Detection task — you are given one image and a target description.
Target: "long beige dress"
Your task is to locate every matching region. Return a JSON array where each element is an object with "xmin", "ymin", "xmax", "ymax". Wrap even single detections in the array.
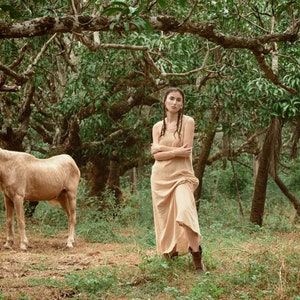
[{"xmin": 151, "ymin": 115, "xmax": 201, "ymax": 255}]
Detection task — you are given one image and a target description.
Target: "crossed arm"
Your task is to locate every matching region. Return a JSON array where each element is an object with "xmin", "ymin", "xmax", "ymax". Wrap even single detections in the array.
[{"xmin": 151, "ymin": 117, "xmax": 195, "ymax": 161}]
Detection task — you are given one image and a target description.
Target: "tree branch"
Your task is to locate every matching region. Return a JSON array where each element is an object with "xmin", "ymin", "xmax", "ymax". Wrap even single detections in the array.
[
  {"xmin": 0, "ymin": 14, "xmax": 299, "ymax": 94},
  {"xmin": 252, "ymin": 50, "xmax": 298, "ymax": 95},
  {"xmin": 0, "ymin": 15, "xmax": 298, "ymax": 48}
]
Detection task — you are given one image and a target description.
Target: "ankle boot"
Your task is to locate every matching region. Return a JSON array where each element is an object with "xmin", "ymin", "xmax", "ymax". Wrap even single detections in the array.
[{"xmin": 189, "ymin": 246, "xmax": 206, "ymax": 272}]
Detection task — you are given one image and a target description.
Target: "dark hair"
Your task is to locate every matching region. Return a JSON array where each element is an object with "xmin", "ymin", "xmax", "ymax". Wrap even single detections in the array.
[{"xmin": 160, "ymin": 87, "xmax": 184, "ymax": 138}]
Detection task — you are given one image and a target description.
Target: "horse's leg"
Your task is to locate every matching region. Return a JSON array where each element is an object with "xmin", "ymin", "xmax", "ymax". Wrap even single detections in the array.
[
  {"xmin": 14, "ymin": 196, "xmax": 28, "ymax": 251},
  {"xmin": 58, "ymin": 191, "xmax": 77, "ymax": 248},
  {"xmin": 65, "ymin": 191, "xmax": 77, "ymax": 248},
  {"xmin": 3, "ymin": 196, "xmax": 15, "ymax": 249}
]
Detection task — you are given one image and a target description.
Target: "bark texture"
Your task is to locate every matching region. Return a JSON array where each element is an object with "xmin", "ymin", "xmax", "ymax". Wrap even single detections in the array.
[{"xmin": 250, "ymin": 117, "xmax": 281, "ymax": 226}]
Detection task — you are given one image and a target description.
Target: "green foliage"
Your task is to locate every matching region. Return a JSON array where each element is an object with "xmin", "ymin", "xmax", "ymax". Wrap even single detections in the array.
[
  {"xmin": 0, "ymin": 174, "xmax": 299, "ymax": 299},
  {"xmin": 284, "ymin": 157, "xmax": 300, "ymax": 188},
  {"xmin": 1, "ymin": 0, "xmax": 299, "ymax": 203},
  {"xmin": 0, "ymin": 0, "xmax": 65, "ymax": 20},
  {"xmin": 76, "ymin": 186, "xmax": 128, "ymax": 243},
  {"xmin": 65, "ymin": 268, "xmax": 116, "ymax": 296},
  {"xmin": 189, "ymin": 279, "xmax": 225, "ymax": 299},
  {"xmin": 32, "ymin": 202, "xmax": 68, "ymax": 237},
  {"xmin": 0, "ymin": 3, "xmax": 22, "ymax": 19},
  {"xmin": 1, "ymin": 1, "xmax": 300, "ymax": 297},
  {"xmin": 201, "ymin": 159, "xmax": 253, "ymax": 202},
  {"xmin": 28, "ymin": 277, "xmax": 63, "ymax": 288},
  {"xmin": 271, "ymin": 94, "xmax": 300, "ymax": 119},
  {"xmin": 121, "ymin": 176, "xmax": 154, "ymax": 225},
  {"xmin": 101, "ymin": 1, "xmax": 151, "ymax": 31},
  {"xmin": 60, "ymin": 192, "xmax": 300, "ymax": 298},
  {"xmin": 137, "ymin": 255, "xmax": 189, "ymax": 296}
]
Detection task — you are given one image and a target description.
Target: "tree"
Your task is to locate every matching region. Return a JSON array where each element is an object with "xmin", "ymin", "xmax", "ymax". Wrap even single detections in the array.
[{"xmin": 0, "ymin": 0, "xmax": 299, "ymax": 222}]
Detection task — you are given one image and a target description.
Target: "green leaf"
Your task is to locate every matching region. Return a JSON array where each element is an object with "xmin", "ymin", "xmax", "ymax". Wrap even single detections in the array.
[
  {"xmin": 157, "ymin": 0, "xmax": 167, "ymax": 9},
  {"xmin": 108, "ymin": 1, "xmax": 129, "ymax": 9},
  {"xmin": 0, "ymin": 4, "xmax": 22, "ymax": 18},
  {"xmin": 176, "ymin": 0, "xmax": 187, "ymax": 6},
  {"xmin": 128, "ymin": 6, "xmax": 138, "ymax": 16},
  {"xmin": 132, "ymin": 17, "xmax": 152, "ymax": 31},
  {"xmin": 101, "ymin": 7, "xmax": 125, "ymax": 17},
  {"xmin": 109, "ymin": 22, "xmax": 116, "ymax": 30},
  {"xmin": 124, "ymin": 22, "xmax": 130, "ymax": 31}
]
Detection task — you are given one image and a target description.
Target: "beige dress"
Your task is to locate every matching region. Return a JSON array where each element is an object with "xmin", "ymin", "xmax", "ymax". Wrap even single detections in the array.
[{"xmin": 151, "ymin": 115, "xmax": 201, "ymax": 255}]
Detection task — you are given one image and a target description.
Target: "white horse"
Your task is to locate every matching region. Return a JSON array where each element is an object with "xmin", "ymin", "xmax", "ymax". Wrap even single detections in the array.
[{"xmin": 0, "ymin": 148, "xmax": 80, "ymax": 250}]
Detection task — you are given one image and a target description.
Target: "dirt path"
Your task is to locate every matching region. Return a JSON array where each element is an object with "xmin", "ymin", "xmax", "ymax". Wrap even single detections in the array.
[{"xmin": 0, "ymin": 230, "xmax": 152, "ymax": 299}]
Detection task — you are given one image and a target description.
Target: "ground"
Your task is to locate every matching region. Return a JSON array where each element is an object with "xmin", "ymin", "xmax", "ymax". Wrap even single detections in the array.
[
  {"xmin": 1, "ymin": 217, "xmax": 299, "ymax": 299},
  {"xmin": 0, "ymin": 228, "xmax": 151, "ymax": 300}
]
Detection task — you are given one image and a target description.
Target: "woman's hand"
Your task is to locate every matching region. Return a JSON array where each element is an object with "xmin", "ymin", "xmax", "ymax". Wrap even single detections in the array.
[
  {"xmin": 173, "ymin": 144, "xmax": 193, "ymax": 157},
  {"xmin": 151, "ymin": 143, "xmax": 161, "ymax": 155},
  {"xmin": 151, "ymin": 143, "xmax": 192, "ymax": 160}
]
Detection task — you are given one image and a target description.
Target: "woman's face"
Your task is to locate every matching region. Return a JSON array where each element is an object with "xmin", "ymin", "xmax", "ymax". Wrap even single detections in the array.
[{"xmin": 164, "ymin": 91, "xmax": 183, "ymax": 113}]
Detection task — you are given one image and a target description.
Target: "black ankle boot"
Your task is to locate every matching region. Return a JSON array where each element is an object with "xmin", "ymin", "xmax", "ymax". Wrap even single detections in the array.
[{"xmin": 189, "ymin": 246, "xmax": 206, "ymax": 272}]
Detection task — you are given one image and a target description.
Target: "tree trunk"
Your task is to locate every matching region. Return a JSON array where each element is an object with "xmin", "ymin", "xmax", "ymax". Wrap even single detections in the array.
[
  {"xmin": 194, "ymin": 108, "xmax": 219, "ymax": 209},
  {"xmin": 272, "ymin": 174, "xmax": 300, "ymax": 216},
  {"xmin": 230, "ymin": 158, "xmax": 244, "ymax": 217},
  {"xmin": 194, "ymin": 131, "xmax": 216, "ymax": 207},
  {"xmin": 250, "ymin": 117, "xmax": 280, "ymax": 226},
  {"xmin": 86, "ymin": 156, "xmax": 109, "ymax": 196},
  {"xmin": 106, "ymin": 158, "xmax": 122, "ymax": 204},
  {"xmin": 129, "ymin": 167, "xmax": 137, "ymax": 194},
  {"xmin": 290, "ymin": 121, "xmax": 300, "ymax": 159}
]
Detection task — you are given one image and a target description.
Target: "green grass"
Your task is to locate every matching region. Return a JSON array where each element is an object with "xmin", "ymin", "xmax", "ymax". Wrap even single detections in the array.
[{"xmin": 0, "ymin": 177, "xmax": 299, "ymax": 299}]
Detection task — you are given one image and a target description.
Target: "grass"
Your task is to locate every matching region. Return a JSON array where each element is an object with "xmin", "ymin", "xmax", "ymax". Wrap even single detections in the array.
[
  {"xmin": 0, "ymin": 177, "xmax": 299, "ymax": 299},
  {"xmin": 40, "ymin": 228, "xmax": 299, "ymax": 300}
]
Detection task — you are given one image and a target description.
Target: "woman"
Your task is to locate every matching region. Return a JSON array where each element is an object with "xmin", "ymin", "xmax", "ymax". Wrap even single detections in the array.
[{"xmin": 151, "ymin": 87, "xmax": 205, "ymax": 272}]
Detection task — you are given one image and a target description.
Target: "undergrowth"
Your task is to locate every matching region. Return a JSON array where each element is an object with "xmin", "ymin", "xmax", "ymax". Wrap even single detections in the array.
[{"xmin": 0, "ymin": 171, "xmax": 299, "ymax": 299}]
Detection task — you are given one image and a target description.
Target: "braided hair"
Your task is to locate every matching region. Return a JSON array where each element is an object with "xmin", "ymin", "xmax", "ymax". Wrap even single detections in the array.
[{"xmin": 160, "ymin": 87, "xmax": 184, "ymax": 139}]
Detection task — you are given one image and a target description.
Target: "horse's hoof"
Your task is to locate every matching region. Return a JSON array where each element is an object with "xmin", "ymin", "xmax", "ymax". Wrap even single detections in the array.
[
  {"xmin": 3, "ymin": 241, "xmax": 13, "ymax": 249},
  {"xmin": 20, "ymin": 244, "xmax": 28, "ymax": 251}
]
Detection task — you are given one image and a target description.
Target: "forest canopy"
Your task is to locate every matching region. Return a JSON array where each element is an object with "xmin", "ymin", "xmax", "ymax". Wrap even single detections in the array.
[{"xmin": 0, "ymin": 0, "xmax": 300, "ymax": 225}]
